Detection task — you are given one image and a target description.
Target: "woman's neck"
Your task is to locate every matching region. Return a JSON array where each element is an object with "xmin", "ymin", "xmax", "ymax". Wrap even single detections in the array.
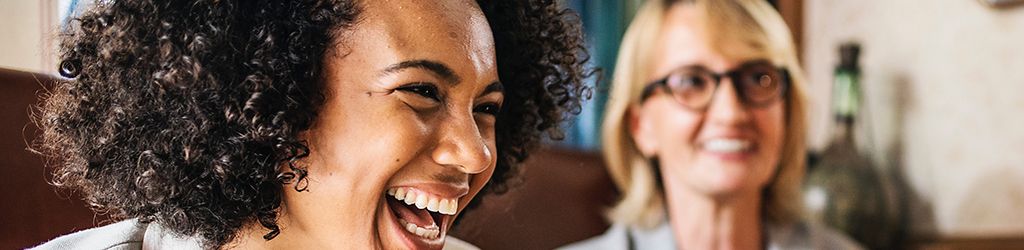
[
  {"xmin": 225, "ymin": 210, "xmax": 379, "ymax": 249},
  {"xmin": 663, "ymin": 183, "xmax": 764, "ymax": 250}
]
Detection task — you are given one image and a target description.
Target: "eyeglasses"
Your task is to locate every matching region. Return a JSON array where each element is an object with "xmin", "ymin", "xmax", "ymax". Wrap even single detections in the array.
[{"xmin": 640, "ymin": 60, "xmax": 790, "ymax": 111}]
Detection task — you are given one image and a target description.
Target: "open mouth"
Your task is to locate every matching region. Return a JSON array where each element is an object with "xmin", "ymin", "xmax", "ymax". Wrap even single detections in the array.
[{"xmin": 385, "ymin": 187, "xmax": 458, "ymax": 240}]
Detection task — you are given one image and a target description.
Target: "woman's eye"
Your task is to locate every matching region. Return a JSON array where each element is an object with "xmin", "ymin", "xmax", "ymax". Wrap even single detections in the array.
[
  {"xmin": 671, "ymin": 74, "xmax": 708, "ymax": 91},
  {"xmin": 473, "ymin": 103, "xmax": 501, "ymax": 116},
  {"xmin": 682, "ymin": 76, "xmax": 707, "ymax": 88},
  {"xmin": 397, "ymin": 83, "xmax": 441, "ymax": 102}
]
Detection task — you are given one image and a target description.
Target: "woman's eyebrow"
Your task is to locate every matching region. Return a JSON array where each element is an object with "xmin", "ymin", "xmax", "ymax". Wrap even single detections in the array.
[
  {"xmin": 380, "ymin": 59, "xmax": 461, "ymax": 84},
  {"xmin": 480, "ymin": 81, "xmax": 504, "ymax": 97}
]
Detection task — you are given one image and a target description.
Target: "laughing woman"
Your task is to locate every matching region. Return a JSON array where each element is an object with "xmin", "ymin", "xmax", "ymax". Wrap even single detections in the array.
[{"xmin": 33, "ymin": 0, "xmax": 589, "ymax": 249}]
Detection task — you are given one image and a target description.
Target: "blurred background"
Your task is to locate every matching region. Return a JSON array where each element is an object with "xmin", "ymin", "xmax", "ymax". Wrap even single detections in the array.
[{"xmin": 2, "ymin": 0, "xmax": 1023, "ymax": 249}]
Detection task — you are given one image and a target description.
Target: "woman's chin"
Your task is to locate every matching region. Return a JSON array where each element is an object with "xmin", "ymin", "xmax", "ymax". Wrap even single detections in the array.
[
  {"xmin": 691, "ymin": 160, "xmax": 774, "ymax": 196},
  {"xmin": 699, "ymin": 178, "xmax": 769, "ymax": 200},
  {"xmin": 681, "ymin": 171, "xmax": 761, "ymax": 198}
]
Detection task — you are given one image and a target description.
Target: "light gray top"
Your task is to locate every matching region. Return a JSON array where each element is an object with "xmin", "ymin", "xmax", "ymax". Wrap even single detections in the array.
[
  {"xmin": 30, "ymin": 219, "xmax": 197, "ymax": 250},
  {"xmin": 31, "ymin": 218, "xmax": 480, "ymax": 250},
  {"xmin": 559, "ymin": 220, "xmax": 864, "ymax": 250}
]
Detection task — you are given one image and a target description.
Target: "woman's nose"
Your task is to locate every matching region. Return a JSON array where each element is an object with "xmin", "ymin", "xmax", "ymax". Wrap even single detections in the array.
[
  {"xmin": 431, "ymin": 114, "xmax": 492, "ymax": 174},
  {"xmin": 705, "ymin": 79, "xmax": 751, "ymax": 125}
]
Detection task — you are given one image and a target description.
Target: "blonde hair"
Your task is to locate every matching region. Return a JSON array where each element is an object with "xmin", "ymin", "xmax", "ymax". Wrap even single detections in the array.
[{"xmin": 602, "ymin": 0, "xmax": 808, "ymax": 228}]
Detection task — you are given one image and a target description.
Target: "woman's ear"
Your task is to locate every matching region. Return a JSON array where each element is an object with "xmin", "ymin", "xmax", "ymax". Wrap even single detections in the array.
[{"xmin": 629, "ymin": 105, "xmax": 658, "ymax": 157}]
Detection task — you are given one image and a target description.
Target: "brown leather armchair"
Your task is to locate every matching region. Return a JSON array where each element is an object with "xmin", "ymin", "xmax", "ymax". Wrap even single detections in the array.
[
  {"xmin": 0, "ymin": 67, "xmax": 98, "ymax": 249},
  {"xmin": 452, "ymin": 148, "xmax": 617, "ymax": 250}
]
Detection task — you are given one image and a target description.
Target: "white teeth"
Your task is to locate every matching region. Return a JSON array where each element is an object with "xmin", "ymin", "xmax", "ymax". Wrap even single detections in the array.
[
  {"xmin": 438, "ymin": 199, "xmax": 450, "ymax": 215},
  {"xmin": 394, "ymin": 188, "xmax": 406, "ymax": 200},
  {"xmin": 703, "ymin": 138, "xmax": 751, "ymax": 153},
  {"xmin": 444, "ymin": 198, "xmax": 458, "ymax": 215},
  {"xmin": 403, "ymin": 191, "xmax": 417, "ymax": 205},
  {"xmin": 385, "ymin": 187, "xmax": 459, "ymax": 215},
  {"xmin": 398, "ymin": 218, "xmax": 441, "ymax": 239},
  {"xmin": 427, "ymin": 198, "xmax": 439, "ymax": 212},
  {"xmin": 415, "ymin": 194, "xmax": 428, "ymax": 209}
]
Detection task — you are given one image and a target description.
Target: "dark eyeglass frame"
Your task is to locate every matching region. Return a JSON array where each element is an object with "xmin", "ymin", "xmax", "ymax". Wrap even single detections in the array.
[{"xmin": 640, "ymin": 60, "xmax": 791, "ymax": 111}]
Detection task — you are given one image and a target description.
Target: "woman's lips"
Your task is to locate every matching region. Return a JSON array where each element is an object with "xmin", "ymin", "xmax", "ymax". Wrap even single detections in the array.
[{"xmin": 384, "ymin": 186, "xmax": 461, "ymax": 242}]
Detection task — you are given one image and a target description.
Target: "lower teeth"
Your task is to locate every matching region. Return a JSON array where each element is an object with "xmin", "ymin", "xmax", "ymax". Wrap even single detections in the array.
[{"xmin": 398, "ymin": 218, "xmax": 440, "ymax": 239}]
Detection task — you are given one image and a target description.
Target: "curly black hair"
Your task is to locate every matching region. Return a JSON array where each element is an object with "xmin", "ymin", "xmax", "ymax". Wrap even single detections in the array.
[{"xmin": 36, "ymin": 0, "xmax": 591, "ymax": 247}]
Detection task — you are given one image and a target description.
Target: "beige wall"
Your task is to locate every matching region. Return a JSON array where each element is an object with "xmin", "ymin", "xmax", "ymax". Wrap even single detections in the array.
[
  {"xmin": 0, "ymin": 0, "xmax": 56, "ymax": 73},
  {"xmin": 805, "ymin": 0, "xmax": 1024, "ymax": 237}
]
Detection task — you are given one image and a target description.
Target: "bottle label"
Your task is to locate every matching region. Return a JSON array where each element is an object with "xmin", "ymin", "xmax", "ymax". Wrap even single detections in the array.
[{"xmin": 833, "ymin": 73, "xmax": 860, "ymax": 118}]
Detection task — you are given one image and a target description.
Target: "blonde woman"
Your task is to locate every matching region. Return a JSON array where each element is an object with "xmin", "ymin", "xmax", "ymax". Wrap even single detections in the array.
[{"xmin": 562, "ymin": 0, "xmax": 861, "ymax": 249}]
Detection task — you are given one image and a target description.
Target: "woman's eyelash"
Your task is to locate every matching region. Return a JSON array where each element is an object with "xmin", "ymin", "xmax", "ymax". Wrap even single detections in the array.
[
  {"xmin": 396, "ymin": 83, "xmax": 500, "ymax": 116},
  {"xmin": 474, "ymin": 103, "xmax": 501, "ymax": 116},
  {"xmin": 396, "ymin": 83, "xmax": 441, "ymax": 101}
]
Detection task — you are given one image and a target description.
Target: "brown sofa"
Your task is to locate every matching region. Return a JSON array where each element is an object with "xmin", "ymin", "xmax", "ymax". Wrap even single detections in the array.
[
  {"xmin": 0, "ymin": 67, "xmax": 616, "ymax": 249},
  {"xmin": 452, "ymin": 147, "xmax": 617, "ymax": 250},
  {"xmin": 0, "ymin": 68, "xmax": 99, "ymax": 249}
]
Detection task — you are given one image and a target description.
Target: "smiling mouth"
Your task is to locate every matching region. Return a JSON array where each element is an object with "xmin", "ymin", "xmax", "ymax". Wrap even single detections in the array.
[
  {"xmin": 385, "ymin": 187, "xmax": 458, "ymax": 240},
  {"xmin": 701, "ymin": 138, "xmax": 753, "ymax": 153}
]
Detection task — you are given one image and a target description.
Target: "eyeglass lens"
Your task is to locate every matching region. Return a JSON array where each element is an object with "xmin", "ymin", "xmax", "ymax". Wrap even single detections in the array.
[{"xmin": 662, "ymin": 61, "xmax": 785, "ymax": 110}]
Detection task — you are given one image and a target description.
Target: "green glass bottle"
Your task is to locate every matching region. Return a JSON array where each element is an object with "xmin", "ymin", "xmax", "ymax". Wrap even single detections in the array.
[{"xmin": 804, "ymin": 43, "xmax": 898, "ymax": 249}]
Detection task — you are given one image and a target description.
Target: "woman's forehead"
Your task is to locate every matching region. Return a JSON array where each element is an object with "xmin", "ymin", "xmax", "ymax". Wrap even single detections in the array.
[
  {"xmin": 651, "ymin": 4, "xmax": 770, "ymax": 76},
  {"xmin": 358, "ymin": 0, "xmax": 489, "ymax": 47},
  {"xmin": 342, "ymin": 0, "xmax": 497, "ymax": 84}
]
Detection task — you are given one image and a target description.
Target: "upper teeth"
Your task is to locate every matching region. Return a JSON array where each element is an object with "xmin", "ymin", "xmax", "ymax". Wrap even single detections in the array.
[
  {"xmin": 703, "ymin": 139, "xmax": 751, "ymax": 152},
  {"xmin": 387, "ymin": 187, "xmax": 458, "ymax": 215}
]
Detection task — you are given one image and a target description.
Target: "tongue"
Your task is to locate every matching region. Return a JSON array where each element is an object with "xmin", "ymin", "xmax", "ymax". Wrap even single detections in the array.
[{"xmin": 387, "ymin": 196, "xmax": 436, "ymax": 228}]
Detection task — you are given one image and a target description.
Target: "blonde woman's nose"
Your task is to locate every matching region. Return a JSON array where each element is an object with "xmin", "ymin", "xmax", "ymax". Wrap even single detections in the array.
[{"xmin": 705, "ymin": 78, "xmax": 752, "ymax": 125}]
